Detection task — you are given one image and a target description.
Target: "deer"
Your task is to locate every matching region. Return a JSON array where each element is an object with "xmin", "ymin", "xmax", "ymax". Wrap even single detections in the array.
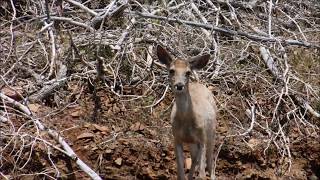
[{"xmin": 156, "ymin": 45, "xmax": 217, "ymax": 180}]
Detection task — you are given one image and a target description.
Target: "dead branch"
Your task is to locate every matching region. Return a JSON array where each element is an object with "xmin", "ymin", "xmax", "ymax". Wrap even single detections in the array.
[
  {"xmin": 132, "ymin": 11, "xmax": 320, "ymax": 49},
  {"xmin": 28, "ymin": 64, "xmax": 67, "ymax": 102},
  {"xmin": 0, "ymin": 92, "xmax": 102, "ymax": 180},
  {"xmin": 64, "ymin": 0, "xmax": 98, "ymax": 16},
  {"xmin": 110, "ymin": 18, "xmax": 136, "ymax": 50},
  {"xmin": 215, "ymin": 0, "xmax": 259, "ymax": 9},
  {"xmin": 51, "ymin": 16, "xmax": 95, "ymax": 32},
  {"xmin": 90, "ymin": 1, "xmax": 129, "ymax": 29},
  {"xmin": 239, "ymin": 105, "xmax": 256, "ymax": 136},
  {"xmin": 259, "ymin": 46, "xmax": 320, "ymax": 118},
  {"xmin": 42, "ymin": 0, "xmax": 57, "ymax": 79},
  {"xmin": 259, "ymin": 47, "xmax": 281, "ymax": 78}
]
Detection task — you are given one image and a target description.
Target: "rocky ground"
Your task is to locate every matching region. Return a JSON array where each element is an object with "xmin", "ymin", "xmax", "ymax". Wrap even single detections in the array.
[{"xmin": 2, "ymin": 84, "xmax": 319, "ymax": 179}]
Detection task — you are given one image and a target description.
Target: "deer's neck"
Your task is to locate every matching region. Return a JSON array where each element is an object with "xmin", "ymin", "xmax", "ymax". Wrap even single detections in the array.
[{"xmin": 175, "ymin": 89, "xmax": 192, "ymax": 116}]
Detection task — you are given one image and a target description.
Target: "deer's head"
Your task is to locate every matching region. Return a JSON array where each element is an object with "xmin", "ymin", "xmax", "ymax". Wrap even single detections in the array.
[{"xmin": 157, "ymin": 45, "xmax": 210, "ymax": 94}]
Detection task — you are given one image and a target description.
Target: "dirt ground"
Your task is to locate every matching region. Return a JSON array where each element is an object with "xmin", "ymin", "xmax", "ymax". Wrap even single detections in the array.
[{"xmin": 2, "ymin": 84, "xmax": 319, "ymax": 180}]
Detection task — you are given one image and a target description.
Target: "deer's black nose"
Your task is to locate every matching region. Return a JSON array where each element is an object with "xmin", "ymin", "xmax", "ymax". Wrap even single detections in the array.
[{"xmin": 175, "ymin": 83, "xmax": 184, "ymax": 91}]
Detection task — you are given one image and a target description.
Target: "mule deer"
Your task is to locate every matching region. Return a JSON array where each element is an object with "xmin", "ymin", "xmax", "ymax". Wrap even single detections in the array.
[{"xmin": 157, "ymin": 45, "xmax": 217, "ymax": 180}]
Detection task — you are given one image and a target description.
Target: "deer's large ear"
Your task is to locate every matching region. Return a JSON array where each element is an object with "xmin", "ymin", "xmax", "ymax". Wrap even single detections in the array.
[
  {"xmin": 189, "ymin": 54, "xmax": 210, "ymax": 70},
  {"xmin": 157, "ymin": 45, "xmax": 173, "ymax": 67}
]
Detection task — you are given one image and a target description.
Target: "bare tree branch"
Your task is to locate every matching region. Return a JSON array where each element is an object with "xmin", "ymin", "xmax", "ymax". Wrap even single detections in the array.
[
  {"xmin": 0, "ymin": 92, "xmax": 103, "ymax": 180},
  {"xmin": 132, "ymin": 11, "xmax": 320, "ymax": 49}
]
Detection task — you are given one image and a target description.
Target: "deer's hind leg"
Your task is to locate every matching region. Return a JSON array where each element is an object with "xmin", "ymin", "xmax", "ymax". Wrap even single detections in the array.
[
  {"xmin": 198, "ymin": 143, "xmax": 206, "ymax": 178},
  {"xmin": 206, "ymin": 128, "xmax": 216, "ymax": 180}
]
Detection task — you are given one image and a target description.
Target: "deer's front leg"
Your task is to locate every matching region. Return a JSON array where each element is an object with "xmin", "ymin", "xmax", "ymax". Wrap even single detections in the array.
[
  {"xmin": 175, "ymin": 142, "xmax": 185, "ymax": 180},
  {"xmin": 188, "ymin": 143, "xmax": 200, "ymax": 180}
]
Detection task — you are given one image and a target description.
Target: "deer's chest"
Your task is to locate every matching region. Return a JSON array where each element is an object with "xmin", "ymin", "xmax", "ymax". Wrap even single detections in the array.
[{"xmin": 172, "ymin": 118, "xmax": 204, "ymax": 144}]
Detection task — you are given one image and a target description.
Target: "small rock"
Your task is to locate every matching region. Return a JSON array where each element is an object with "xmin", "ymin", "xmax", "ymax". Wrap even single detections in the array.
[
  {"xmin": 130, "ymin": 122, "xmax": 145, "ymax": 132},
  {"xmin": 236, "ymin": 161, "xmax": 242, "ymax": 166},
  {"xmin": 77, "ymin": 132, "xmax": 95, "ymax": 140},
  {"xmin": 70, "ymin": 110, "xmax": 81, "ymax": 117},
  {"xmin": 114, "ymin": 157, "xmax": 122, "ymax": 166},
  {"xmin": 113, "ymin": 104, "xmax": 121, "ymax": 113},
  {"xmin": 148, "ymin": 129, "xmax": 157, "ymax": 136},
  {"xmin": 120, "ymin": 105, "xmax": 126, "ymax": 112},
  {"xmin": 92, "ymin": 124, "xmax": 109, "ymax": 132},
  {"xmin": 29, "ymin": 103, "xmax": 41, "ymax": 113},
  {"xmin": 84, "ymin": 123, "xmax": 91, "ymax": 128},
  {"xmin": 185, "ymin": 158, "xmax": 192, "ymax": 170},
  {"xmin": 309, "ymin": 174, "xmax": 318, "ymax": 180},
  {"xmin": 105, "ymin": 149, "xmax": 113, "ymax": 154},
  {"xmin": 248, "ymin": 138, "xmax": 260, "ymax": 150},
  {"xmin": 109, "ymin": 144, "xmax": 116, "ymax": 150},
  {"xmin": 145, "ymin": 166, "xmax": 156, "ymax": 177},
  {"xmin": 1, "ymin": 87, "xmax": 23, "ymax": 100}
]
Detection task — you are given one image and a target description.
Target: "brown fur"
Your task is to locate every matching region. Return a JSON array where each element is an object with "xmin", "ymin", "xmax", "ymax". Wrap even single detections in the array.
[{"xmin": 157, "ymin": 45, "xmax": 217, "ymax": 180}]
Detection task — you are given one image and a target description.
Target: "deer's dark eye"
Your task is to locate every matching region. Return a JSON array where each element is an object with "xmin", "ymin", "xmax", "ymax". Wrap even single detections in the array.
[
  {"xmin": 169, "ymin": 69, "xmax": 175, "ymax": 75},
  {"xmin": 186, "ymin": 71, "xmax": 191, "ymax": 76}
]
